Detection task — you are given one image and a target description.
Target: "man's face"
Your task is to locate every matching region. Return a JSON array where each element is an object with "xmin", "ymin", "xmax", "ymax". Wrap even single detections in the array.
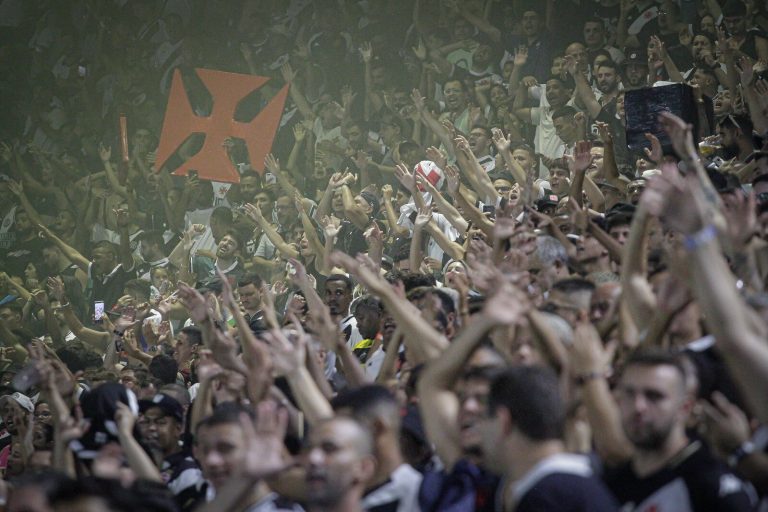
[
  {"xmin": 344, "ymin": 124, "xmax": 364, "ymax": 148},
  {"xmin": 174, "ymin": 332, "xmax": 195, "ymax": 364},
  {"xmin": 138, "ymin": 408, "xmax": 181, "ymax": 454},
  {"xmin": 0, "ymin": 401, "xmax": 22, "ymax": 435},
  {"xmin": 691, "ymin": 35, "xmax": 712, "ymax": 60},
  {"xmin": 545, "ymin": 79, "xmax": 570, "ymax": 108},
  {"xmin": 195, "ymin": 422, "xmax": 248, "ymax": 491},
  {"xmin": 584, "ymin": 21, "xmax": 604, "ymax": 48},
  {"xmin": 14, "ymin": 212, "xmax": 31, "ymax": 234},
  {"xmin": 458, "ymin": 378, "xmax": 490, "ymax": 455},
  {"xmin": 238, "ymin": 283, "xmax": 261, "ymax": 312},
  {"xmin": 724, "ymin": 15, "xmax": 746, "ymax": 35},
  {"xmin": 443, "ymin": 81, "xmax": 467, "ymax": 113},
  {"xmin": 624, "ymin": 63, "xmax": 647, "ymax": 88},
  {"xmin": 565, "ymin": 43, "xmax": 588, "ymax": 70},
  {"xmin": 493, "ymin": 179, "xmax": 513, "ymax": 197},
  {"xmin": 304, "ymin": 420, "xmax": 371, "ymax": 507},
  {"xmin": 590, "ymin": 282, "xmax": 620, "ymax": 323},
  {"xmin": 353, "ymin": 305, "xmax": 381, "ymax": 339},
  {"xmin": 596, "ymin": 66, "xmax": 619, "ymax": 94},
  {"xmin": 628, "ymin": 180, "xmax": 646, "ymax": 204},
  {"xmin": 52, "ymin": 211, "xmax": 75, "ymax": 234},
  {"xmin": 324, "ymin": 281, "xmax": 352, "ymax": 316},
  {"xmin": 139, "ymin": 241, "xmax": 158, "ymax": 261},
  {"xmin": 216, "ymin": 235, "xmax": 239, "ymax": 259},
  {"xmin": 254, "ymin": 192, "xmax": 274, "ymax": 218},
  {"xmin": 92, "ymin": 247, "xmax": 116, "ymax": 274},
  {"xmin": 453, "ymin": 18, "xmax": 472, "ymax": 40},
  {"xmin": 553, "ymin": 115, "xmax": 577, "ymax": 144},
  {"xmin": 239, "ymin": 177, "xmax": 260, "ymax": 203},
  {"xmin": 617, "ymin": 364, "xmax": 689, "ymax": 450},
  {"xmin": 473, "ymin": 44, "xmax": 492, "ymax": 67},
  {"xmin": 42, "ymin": 247, "xmax": 60, "ymax": 271},
  {"xmin": 609, "ymin": 224, "xmax": 630, "ymax": 245},
  {"xmin": 548, "ymin": 168, "xmax": 571, "ymax": 196},
  {"xmin": 521, "ymin": 11, "xmax": 540, "ymax": 37},
  {"xmin": 275, "ymin": 196, "xmax": 296, "ymax": 227},
  {"xmin": 512, "ymin": 149, "xmax": 535, "ymax": 171},
  {"xmin": 468, "ymin": 128, "xmax": 491, "ymax": 155}
]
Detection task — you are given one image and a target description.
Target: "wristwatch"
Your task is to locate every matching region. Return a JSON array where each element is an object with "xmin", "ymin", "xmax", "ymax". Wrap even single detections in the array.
[{"xmin": 728, "ymin": 440, "xmax": 755, "ymax": 467}]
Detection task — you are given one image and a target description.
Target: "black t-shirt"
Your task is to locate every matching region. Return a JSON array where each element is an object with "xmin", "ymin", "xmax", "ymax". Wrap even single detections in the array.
[
  {"xmin": 604, "ymin": 441, "xmax": 758, "ymax": 511},
  {"xmin": 337, "ymin": 219, "xmax": 371, "ymax": 256},
  {"xmin": 2, "ymin": 235, "xmax": 46, "ymax": 279},
  {"xmin": 88, "ymin": 262, "xmax": 137, "ymax": 315},
  {"xmin": 510, "ymin": 454, "xmax": 618, "ymax": 512}
]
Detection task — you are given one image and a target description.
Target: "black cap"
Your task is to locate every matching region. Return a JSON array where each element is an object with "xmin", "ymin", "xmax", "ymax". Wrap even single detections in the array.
[
  {"xmin": 139, "ymin": 393, "xmax": 184, "ymax": 423},
  {"xmin": 624, "ymin": 50, "xmax": 648, "ymax": 67}
]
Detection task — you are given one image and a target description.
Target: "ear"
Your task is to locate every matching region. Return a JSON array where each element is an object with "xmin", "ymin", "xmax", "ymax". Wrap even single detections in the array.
[{"xmin": 357, "ymin": 455, "xmax": 377, "ymax": 485}]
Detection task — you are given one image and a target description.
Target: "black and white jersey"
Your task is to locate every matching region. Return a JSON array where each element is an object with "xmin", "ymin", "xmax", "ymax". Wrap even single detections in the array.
[
  {"xmin": 605, "ymin": 441, "xmax": 758, "ymax": 512},
  {"xmin": 362, "ymin": 463, "xmax": 422, "ymax": 512}
]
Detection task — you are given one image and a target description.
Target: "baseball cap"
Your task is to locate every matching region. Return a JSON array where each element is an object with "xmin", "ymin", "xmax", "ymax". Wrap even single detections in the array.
[
  {"xmin": 0, "ymin": 392, "xmax": 34, "ymax": 413},
  {"xmin": 139, "ymin": 393, "xmax": 184, "ymax": 423},
  {"xmin": 624, "ymin": 51, "xmax": 648, "ymax": 67}
]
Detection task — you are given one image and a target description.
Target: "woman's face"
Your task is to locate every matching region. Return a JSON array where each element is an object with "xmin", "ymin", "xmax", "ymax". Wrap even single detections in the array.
[
  {"xmin": 490, "ymin": 86, "xmax": 508, "ymax": 107},
  {"xmin": 34, "ymin": 402, "xmax": 52, "ymax": 426}
]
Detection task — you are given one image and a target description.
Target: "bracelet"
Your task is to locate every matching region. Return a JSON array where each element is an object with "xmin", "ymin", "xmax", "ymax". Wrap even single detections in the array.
[
  {"xmin": 683, "ymin": 224, "xmax": 717, "ymax": 252},
  {"xmin": 58, "ymin": 302, "xmax": 71, "ymax": 309},
  {"xmin": 728, "ymin": 440, "xmax": 755, "ymax": 467},
  {"xmin": 574, "ymin": 371, "xmax": 608, "ymax": 386}
]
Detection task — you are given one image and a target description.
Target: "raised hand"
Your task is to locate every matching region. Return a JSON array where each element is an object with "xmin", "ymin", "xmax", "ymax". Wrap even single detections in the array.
[
  {"xmin": 568, "ymin": 140, "xmax": 594, "ymax": 174},
  {"xmin": 483, "ymin": 281, "xmax": 530, "ymax": 325},
  {"xmin": 360, "ymin": 41, "xmax": 373, "ymax": 63},
  {"xmin": 643, "ymin": 133, "xmax": 663, "ymax": 164},
  {"xmin": 99, "ymin": 144, "xmax": 112, "ymax": 163},
  {"xmin": 319, "ymin": 216, "xmax": 341, "ymax": 238},
  {"xmin": 341, "ymin": 85, "xmax": 357, "ymax": 109},
  {"xmin": 243, "ymin": 202, "xmax": 265, "ymax": 224},
  {"xmin": 444, "ymin": 164, "xmax": 461, "ymax": 196},
  {"xmin": 414, "ymin": 205, "xmax": 432, "ymax": 229},
  {"xmin": 280, "ymin": 62, "xmax": 297, "ymax": 83},
  {"xmin": 238, "ymin": 401, "xmax": 291, "ymax": 478},
  {"xmin": 736, "ymin": 56, "xmax": 755, "ymax": 86},
  {"xmin": 381, "ymin": 184, "xmax": 393, "ymax": 200},
  {"xmin": 658, "ymin": 111, "xmax": 696, "ymax": 159},
  {"xmin": 411, "ymin": 88, "xmax": 426, "ymax": 112},
  {"xmin": 264, "ymin": 326, "xmax": 306, "ymax": 377},
  {"xmin": 177, "ymin": 283, "xmax": 211, "ymax": 325},
  {"xmin": 491, "ymin": 128, "xmax": 511, "ymax": 153},
  {"xmin": 113, "ymin": 207, "xmax": 131, "ymax": 228},
  {"xmin": 513, "ymin": 46, "xmax": 528, "ymax": 67},
  {"xmin": 594, "ymin": 121, "xmax": 612, "ymax": 144},
  {"xmin": 394, "ymin": 163, "xmax": 416, "ymax": 192},
  {"xmin": 292, "ymin": 122, "xmax": 307, "ymax": 142},
  {"xmin": 412, "ymin": 39, "xmax": 427, "ymax": 61},
  {"xmin": 425, "ymin": 146, "xmax": 447, "ymax": 169},
  {"xmin": 264, "ymin": 153, "xmax": 281, "ymax": 174}
]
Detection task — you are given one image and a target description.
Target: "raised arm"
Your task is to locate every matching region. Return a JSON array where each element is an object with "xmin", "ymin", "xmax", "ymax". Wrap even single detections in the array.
[
  {"xmin": 36, "ymin": 223, "xmax": 90, "ymax": 273},
  {"xmin": 243, "ymin": 204, "xmax": 300, "ymax": 260}
]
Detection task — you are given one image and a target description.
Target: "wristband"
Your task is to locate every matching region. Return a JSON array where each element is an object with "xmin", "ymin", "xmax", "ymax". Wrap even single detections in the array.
[
  {"xmin": 574, "ymin": 371, "xmax": 608, "ymax": 386},
  {"xmin": 683, "ymin": 224, "xmax": 717, "ymax": 252},
  {"xmin": 728, "ymin": 440, "xmax": 755, "ymax": 467}
]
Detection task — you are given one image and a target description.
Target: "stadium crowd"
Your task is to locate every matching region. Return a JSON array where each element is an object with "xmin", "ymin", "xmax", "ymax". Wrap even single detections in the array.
[{"xmin": 1, "ymin": 0, "xmax": 768, "ymax": 510}]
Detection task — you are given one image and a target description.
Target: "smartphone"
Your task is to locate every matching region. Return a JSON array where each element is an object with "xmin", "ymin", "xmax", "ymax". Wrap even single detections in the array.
[
  {"xmin": 94, "ymin": 301, "xmax": 105, "ymax": 323},
  {"xmin": 78, "ymin": 65, "xmax": 87, "ymax": 77}
]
